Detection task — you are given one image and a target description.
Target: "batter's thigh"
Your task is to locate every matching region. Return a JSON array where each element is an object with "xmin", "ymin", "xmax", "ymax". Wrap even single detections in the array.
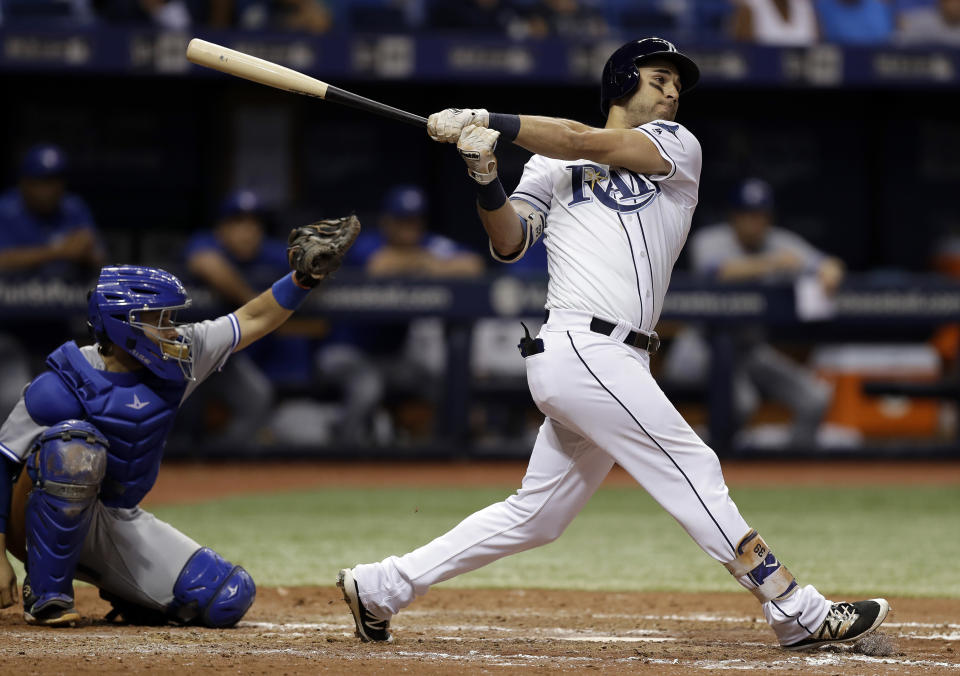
[
  {"xmin": 76, "ymin": 504, "xmax": 201, "ymax": 611},
  {"xmin": 534, "ymin": 328, "xmax": 751, "ymax": 564}
]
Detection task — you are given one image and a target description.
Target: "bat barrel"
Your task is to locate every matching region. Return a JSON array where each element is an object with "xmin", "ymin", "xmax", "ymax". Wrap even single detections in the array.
[{"xmin": 186, "ymin": 38, "xmax": 329, "ymax": 99}]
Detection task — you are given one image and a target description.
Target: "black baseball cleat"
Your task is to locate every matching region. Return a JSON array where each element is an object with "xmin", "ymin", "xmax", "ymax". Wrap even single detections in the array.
[
  {"xmin": 22, "ymin": 578, "xmax": 81, "ymax": 627},
  {"xmin": 783, "ymin": 599, "xmax": 890, "ymax": 651},
  {"xmin": 337, "ymin": 568, "xmax": 393, "ymax": 643}
]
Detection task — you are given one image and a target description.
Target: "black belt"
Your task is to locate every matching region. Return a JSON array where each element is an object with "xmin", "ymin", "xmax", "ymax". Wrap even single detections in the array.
[{"xmin": 544, "ymin": 310, "xmax": 660, "ymax": 355}]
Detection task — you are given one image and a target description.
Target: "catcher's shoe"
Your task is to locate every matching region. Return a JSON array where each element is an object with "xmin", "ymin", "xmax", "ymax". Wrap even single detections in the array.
[
  {"xmin": 337, "ymin": 568, "xmax": 393, "ymax": 643},
  {"xmin": 783, "ymin": 599, "xmax": 890, "ymax": 651},
  {"xmin": 22, "ymin": 577, "xmax": 80, "ymax": 627}
]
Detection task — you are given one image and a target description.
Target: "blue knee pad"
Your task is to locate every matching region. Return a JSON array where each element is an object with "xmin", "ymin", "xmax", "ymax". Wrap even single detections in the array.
[
  {"xmin": 169, "ymin": 547, "xmax": 256, "ymax": 628},
  {"xmin": 24, "ymin": 420, "xmax": 108, "ymax": 611}
]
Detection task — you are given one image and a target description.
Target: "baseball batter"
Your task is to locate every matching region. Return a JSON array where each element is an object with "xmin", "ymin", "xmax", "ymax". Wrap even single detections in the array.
[
  {"xmin": 338, "ymin": 38, "xmax": 890, "ymax": 650},
  {"xmin": 0, "ymin": 216, "xmax": 359, "ymax": 626}
]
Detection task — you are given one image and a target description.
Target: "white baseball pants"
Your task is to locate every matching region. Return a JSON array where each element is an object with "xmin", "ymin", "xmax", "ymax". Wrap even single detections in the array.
[{"xmin": 353, "ymin": 310, "xmax": 830, "ymax": 645}]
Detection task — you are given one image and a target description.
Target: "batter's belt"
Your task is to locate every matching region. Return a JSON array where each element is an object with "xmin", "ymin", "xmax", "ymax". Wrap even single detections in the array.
[{"xmin": 544, "ymin": 309, "xmax": 660, "ymax": 354}]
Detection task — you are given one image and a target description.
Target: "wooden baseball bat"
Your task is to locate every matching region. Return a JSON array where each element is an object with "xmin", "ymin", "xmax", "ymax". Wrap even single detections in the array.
[{"xmin": 186, "ymin": 38, "xmax": 427, "ymax": 128}]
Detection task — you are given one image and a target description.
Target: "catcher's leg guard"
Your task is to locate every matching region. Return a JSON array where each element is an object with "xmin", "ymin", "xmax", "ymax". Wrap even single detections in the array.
[
  {"xmin": 724, "ymin": 529, "xmax": 798, "ymax": 603},
  {"xmin": 23, "ymin": 420, "xmax": 108, "ymax": 625},
  {"xmin": 168, "ymin": 547, "xmax": 256, "ymax": 628}
]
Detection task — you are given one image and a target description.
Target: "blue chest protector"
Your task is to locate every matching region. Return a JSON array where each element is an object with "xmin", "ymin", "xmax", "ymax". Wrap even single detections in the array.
[{"xmin": 39, "ymin": 341, "xmax": 186, "ymax": 507}]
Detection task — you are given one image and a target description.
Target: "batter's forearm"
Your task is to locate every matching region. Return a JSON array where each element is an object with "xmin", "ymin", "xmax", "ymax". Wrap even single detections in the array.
[
  {"xmin": 480, "ymin": 201, "xmax": 525, "ymax": 257},
  {"xmin": 511, "ymin": 116, "xmax": 596, "ymax": 161},
  {"xmin": 491, "ymin": 114, "xmax": 670, "ymax": 175}
]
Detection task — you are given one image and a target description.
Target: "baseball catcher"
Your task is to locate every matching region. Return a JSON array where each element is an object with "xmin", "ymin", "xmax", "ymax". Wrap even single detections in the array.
[{"xmin": 0, "ymin": 215, "xmax": 359, "ymax": 626}]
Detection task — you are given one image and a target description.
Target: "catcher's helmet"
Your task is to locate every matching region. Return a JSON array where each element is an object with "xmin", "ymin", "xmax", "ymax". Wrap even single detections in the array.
[
  {"xmin": 88, "ymin": 265, "xmax": 195, "ymax": 381},
  {"xmin": 600, "ymin": 37, "xmax": 700, "ymax": 116}
]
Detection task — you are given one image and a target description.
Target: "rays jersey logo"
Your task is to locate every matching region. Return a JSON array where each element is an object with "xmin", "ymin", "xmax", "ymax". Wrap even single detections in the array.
[{"xmin": 566, "ymin": 163, "xmax": 660, "ymax": 214}]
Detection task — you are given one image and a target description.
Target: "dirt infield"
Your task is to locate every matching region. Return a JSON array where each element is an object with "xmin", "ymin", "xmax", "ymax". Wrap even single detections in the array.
[
  {"xmin": 3, "ymin": 461, "xmax": 957, "ymax": 674},
  {"xmin": 1, "ymin": 587, "xmax": 957, "ymax": 674}
]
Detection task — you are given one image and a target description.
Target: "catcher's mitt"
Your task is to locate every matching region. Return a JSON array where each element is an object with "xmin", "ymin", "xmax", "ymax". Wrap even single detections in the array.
[{"xmin": 287, "ymin": 214, "xmax": 361, "ymax": 288}]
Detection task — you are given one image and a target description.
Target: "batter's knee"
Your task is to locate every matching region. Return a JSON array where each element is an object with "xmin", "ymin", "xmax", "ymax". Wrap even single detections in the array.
[
  {"xmin": 27, "ymin": 419, "xmax": 108, "ymax": 496},
  {"xmin": 503, "ymin": 494, "xmax": 569, "ymax": 547},
  {"xmin": 169, "ymin": 547, "xmax": 256, "ymax": 628}
]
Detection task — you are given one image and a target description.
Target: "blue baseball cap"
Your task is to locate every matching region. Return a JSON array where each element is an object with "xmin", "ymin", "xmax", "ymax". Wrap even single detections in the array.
[
  {"xmin": 218, "ymin": 189, "xmax": 263, "ymax": 220},
  {"xmin": 20, "ymin": 144, "xmax": 67, "ymax": 178},
  {"xmin": 730, "ymin": 178, "xmax": 774, "ymax": 211},
  {"xmin": 383, "ymin": 185, "xmax": 426, "ymax": 218}
]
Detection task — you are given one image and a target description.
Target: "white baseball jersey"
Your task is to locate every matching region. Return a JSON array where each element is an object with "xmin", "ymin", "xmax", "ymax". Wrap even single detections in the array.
[
  {"xmin": 351, "ymin": 117, "xmax": 835, "ymax": 649},
  {"xmin": 500, "ymin": 119, "xmax": 701, "ymax": 333}
]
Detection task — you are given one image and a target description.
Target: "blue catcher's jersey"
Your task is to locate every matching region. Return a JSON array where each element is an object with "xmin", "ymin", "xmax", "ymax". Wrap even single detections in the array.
[
  {"xmin": 38, "ymin": 342, "xmax": 186, "ymax": 507},
  {"xmin": 0, "ymin": 314, "xmax": 242, "ymax": 506}
]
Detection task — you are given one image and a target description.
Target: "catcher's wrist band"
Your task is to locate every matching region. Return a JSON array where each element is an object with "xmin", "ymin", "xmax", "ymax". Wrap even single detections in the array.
[
  {"xmin": 488, "ymin": 113, "xmax": 520, "ymax": 142},
  {"xmin": 272, "ymin": 272, "xmax": 313, "ymax": 310},
  {"xmin": 477, "ymin": 177, "xmax": 507, "ymax": 211}
]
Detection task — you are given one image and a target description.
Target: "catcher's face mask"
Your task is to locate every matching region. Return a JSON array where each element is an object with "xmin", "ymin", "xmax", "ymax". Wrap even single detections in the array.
[{"xmin": 128, "ymin": 306, "xmax": 195, "ymax": 381}]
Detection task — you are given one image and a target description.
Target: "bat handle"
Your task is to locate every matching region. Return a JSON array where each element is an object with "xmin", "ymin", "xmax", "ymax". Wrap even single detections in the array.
[{"xmin": 325, "ymin": 86, "xmax": 427, "ymax": 128}]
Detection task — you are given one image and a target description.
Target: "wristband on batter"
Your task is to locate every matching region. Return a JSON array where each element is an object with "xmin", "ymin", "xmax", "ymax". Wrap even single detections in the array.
[
  {"xmin": 476, "ymin": 177, "xmax": 508, "ymax": 211},
  {"xmin": 488, "ymin": 113, "xmax": 521, "ymax": 143},
  {"xmin": 271, "ymin": 272, "xmax": 313, "ymax": 310}
]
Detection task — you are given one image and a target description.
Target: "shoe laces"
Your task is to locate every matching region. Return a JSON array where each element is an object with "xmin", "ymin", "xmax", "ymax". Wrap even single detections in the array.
[{"xmin": 826, "ymin": 602, "xmax": 858, "ymax": 623}]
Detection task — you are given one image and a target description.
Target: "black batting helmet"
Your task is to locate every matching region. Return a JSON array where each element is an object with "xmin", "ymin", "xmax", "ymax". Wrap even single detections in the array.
[{"xmin": 600, "ymin": 37, "xmax": 700, "ymax": 116}]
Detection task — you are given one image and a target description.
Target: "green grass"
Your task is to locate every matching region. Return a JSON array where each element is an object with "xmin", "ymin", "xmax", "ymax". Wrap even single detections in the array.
[{"xmin": 10, "ymin": 485, "xmax": 959, "ymax": 598}]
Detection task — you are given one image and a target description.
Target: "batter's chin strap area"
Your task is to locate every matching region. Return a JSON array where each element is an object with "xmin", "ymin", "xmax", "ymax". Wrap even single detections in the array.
[{"xmin": 723, "ymin": 530, "xmax": 799, "ymax": 603}]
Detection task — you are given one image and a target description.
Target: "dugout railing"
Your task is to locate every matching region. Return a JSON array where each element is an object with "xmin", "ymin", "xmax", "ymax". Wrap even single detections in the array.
[{"xmin": 2, "ymin": 272, "xmax": 959, "ymax": 459}]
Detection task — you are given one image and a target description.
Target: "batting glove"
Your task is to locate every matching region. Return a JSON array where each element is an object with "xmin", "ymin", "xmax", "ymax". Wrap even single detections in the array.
[
  {"xmin": 457, "ymin": 125, "xmax": 500, "ymax": 185},
  {"xmin": 428, "ymin": 108, "xmax": 489, "ymax": 143}
]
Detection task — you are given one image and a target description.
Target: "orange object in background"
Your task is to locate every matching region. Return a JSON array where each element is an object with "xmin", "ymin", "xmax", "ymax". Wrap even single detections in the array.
[{"xmin": 813, "ymin": 345, "xmax": 941, "ymax": 439}]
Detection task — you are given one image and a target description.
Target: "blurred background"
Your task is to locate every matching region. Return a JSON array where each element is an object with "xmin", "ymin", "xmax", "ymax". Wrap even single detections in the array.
[{"xmin": 1, "ymin": 0, "xmax": 959, "ymax": 460}]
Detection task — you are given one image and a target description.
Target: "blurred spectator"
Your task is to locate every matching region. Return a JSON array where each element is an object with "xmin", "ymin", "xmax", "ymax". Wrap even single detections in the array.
[
  {"xmin": 523, "ymin": 0, "xmax": 609, "ymax": 39},
  {"xmin": 354, "ymin": 185, "xmax": 485, "ymax": 278},
  {"xmin": 664, "ymin": 178, "xmax": 841, "ymax": 449},
  {"xmin": 429, "ymin": 0, "xmax": 526, "ymax": 36},
  {"xmin": 0, "ymin": 0, "xmax": 96, "ymax": 25},
  {"xmin": 341, "ymin": 0, "xmax": 425, "ymax": 31},
  {"xmin": 0, "ymin": 144, "xmax": 104, "ymax": 280},
  {"xmin": 815, "ymin": 0, "xmax": 894, "ymax": 44},
  {"xmin": 212, "ymin": 0, "xmax": 333, "ymax": 32},
  {"xmin": 324, "ymin": 185, "xmax": 484, "ymax": 443},
  {"xmin": 898, "ymin": 0, "xmax": 960, "ymax": 45},
  {"xmin": 610, "ymin": 0, "xmax": 695, "ymax": 37},
  {"xmin": 731, "ymin": 0, "xmax": 819, "ymax": 45},
  {"xmin": 0, "ymin": 143, "xmax": 104, "ymax": 420},
  {"xmin": 186, "ymin": 189, "xmax": 288, "ymax": 305},
  {"xmin": 180, "ymin": 189, "xmax": 288, "ymax": 444},
  {"xmin": 93, "ymin": 0, "xmax": 192, "ymax": 28}
]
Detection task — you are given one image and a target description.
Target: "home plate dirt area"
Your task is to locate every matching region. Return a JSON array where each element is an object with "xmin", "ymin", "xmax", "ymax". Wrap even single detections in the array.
[{"xmin": 0, "ymin": 587, "xmax": 957, "ymax": 674}]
